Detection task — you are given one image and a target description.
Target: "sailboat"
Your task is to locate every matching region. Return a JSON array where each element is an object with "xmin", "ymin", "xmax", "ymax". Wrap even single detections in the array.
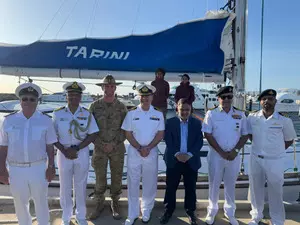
[{"xmin": 0, "ymin": 0, "xmax": 299, "ymax": 208}]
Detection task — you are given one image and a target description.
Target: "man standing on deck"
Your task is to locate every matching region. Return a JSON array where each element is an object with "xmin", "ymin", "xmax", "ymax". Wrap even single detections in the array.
[
  {"xmin": 0, "ymin": 83, "xmax": 57, "ymax": 225},
  {"xmin": 151, "ymin": 68, "xmax": 170, "ymax": 120},
  {"xmin": 88, "ymin": 75, "xmax": 128, "ymax": 220},
  {"xmin": 121, "ymin": 84, "xmax": 165, "ymax": 225},
  {"xmin": 160, "ymin": 98, "xmax": 203, "ymax": 225},
  {"xmin": 53, "ymin": 81, "xmax": 99, "ymax": 225},
  {"xmin": 202, "ymin": 86, "xmax": 248, "ymax": 225},
  {"xmin": 247, "ymin": 89, "xmax": 297, "ymax": 225}
]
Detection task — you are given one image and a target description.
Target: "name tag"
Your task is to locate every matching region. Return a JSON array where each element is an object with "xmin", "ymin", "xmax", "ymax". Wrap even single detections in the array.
[
  {"xmin": 150, "ymin": 117, "xmax": 160, "ymax": 121},
  {"xmin": 60, "ymin": 118, "xmax": 69, "ymax": 121},
  {"xmin": 232, "ymin": 114, "xmax": 242, "ymax": 119},
  {"xmin": 269, "ymin": 126, "xmax": 282, "ymax": 129},
  {"xmin": 133, "ymin": 118, "xmax": 139, "ymax": 120}
]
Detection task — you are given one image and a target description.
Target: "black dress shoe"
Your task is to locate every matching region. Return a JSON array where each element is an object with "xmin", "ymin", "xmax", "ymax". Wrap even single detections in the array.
[
  {"xmin": 186, "ymin": 212, "xmax": 198, "ymax": 225},
  {"xmin": 160, "ymin": 212, "xmax": 172, "ymax": 224}
]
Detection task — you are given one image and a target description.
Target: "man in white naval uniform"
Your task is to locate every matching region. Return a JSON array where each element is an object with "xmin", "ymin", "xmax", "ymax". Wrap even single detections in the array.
[
  {"xmin": 202, "ymin": 86, "xmax": 248, "ymax": 225},
  {"xmin": 53, "ymin": 82, "xmax": 99, "ymax": 225},
  {"xmin": 122, "ymin": 84, "xmax": 165, "ymax": 225},
  {"xmin": 0, "ymin": 83, "xmax": 57, "ymax": 225},
  {"xmin": 247, "ymin": 89, "xmax": 297, "ymax": 225}
]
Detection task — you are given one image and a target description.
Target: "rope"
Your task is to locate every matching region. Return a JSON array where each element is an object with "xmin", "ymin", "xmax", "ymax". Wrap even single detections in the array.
[
  {"xmin": 55, "ymin": 0, "xmax": 81, "ymax": 39},
  {"xmin": 258, "ymin": 0, "xmax": 265, "ymax": 109},
  {"xmin": 38, "ymin": 0, "xmax": 68, "ymax": 40},
  {"xmin": 132, "ymin": 0, "xmax": 143, "ymax": 34},
  {"xmin": 69, "ymin": 112, "xmax": 92, "ymax": 141},
  {"xmin": 85, "ymin": 0, "xmax": 99, "ymax": 37}
]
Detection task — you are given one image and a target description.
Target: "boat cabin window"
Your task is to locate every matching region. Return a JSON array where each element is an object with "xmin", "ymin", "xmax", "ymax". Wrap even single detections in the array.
[{"xmin": 280, "ymin": 99, "xmax": 294, "ymax": 103}]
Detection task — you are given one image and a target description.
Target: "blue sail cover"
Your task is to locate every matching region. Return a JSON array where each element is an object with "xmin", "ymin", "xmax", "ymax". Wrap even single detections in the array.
[{"xmin": 0, "ymin": 17, "xmax": 228, "ymax": 74}]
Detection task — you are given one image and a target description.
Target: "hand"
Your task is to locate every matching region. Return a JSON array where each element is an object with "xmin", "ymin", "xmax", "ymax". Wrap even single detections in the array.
[
  {"xmin": 139, "ymin": 146, "xmax": 151, "ymax": 157},
  {"xmin": 63, "ymin": 147, "xmax": 78, "ymax": 160},
  {"xmin": 219, "ymin": 151, "xmax": 229, "ymax": 160},
  {"xmin": 103, "ymin": 143, "xmax": 114, "ymax": 153},
  {"xmin": 227, "ymin": 149, "xmax": 238, "ymax": 161},
  {"xmin": 176, "ymin": 153, "xmax": 191, "ymax": 163},
  {"xmin": 45, "ymin": 166, "xmax": 55, "ymax": 182},
  {"xmin": 0, "ymin": 167, "xmax": 9, "ymax": 185}
]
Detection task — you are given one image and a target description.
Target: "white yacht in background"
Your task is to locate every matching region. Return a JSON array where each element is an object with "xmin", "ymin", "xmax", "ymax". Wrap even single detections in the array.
[
  {"xmin": 168, "ymin": 85, "xmax": 219, "ymax": 110},
  {"xmin": 42, "ymin": 92, "xmax": 94, "ymax": 102}
]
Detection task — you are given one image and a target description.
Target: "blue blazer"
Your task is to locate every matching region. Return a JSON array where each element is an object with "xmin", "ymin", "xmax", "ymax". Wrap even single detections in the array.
[{"xmin": 163, "ymin": 116, "xmax": 204, "ymax": 172}]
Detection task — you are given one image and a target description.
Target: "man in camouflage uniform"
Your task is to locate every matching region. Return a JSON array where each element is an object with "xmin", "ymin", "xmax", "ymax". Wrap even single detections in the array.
[{"xmin": 88, "ymin": 75, "xmax": 128, "ymax": 220}]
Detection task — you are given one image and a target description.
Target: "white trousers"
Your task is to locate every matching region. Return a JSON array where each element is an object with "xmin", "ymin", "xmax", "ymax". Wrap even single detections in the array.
[
  {"xmin": 127, "ymin": 146, "xmax": 158, "ymax": 219},
  {"xmin": 9, "ymin": 162, "xmax": 49, "ymax": 225},
  {"xmin": 207, "ymin": 150, "xmax": 241, "ymax": 217},
  {"xmin": 57, "ymin": 148, "xmax": 90, "ymax": 221},
  {"xmin": 249, "ymin": 154, "xmax": 285, "ymax": 225}
]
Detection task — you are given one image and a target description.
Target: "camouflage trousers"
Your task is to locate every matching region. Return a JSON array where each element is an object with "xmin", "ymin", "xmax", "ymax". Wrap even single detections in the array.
[{"xmin": 92, "ymin": 144, "xmax": 125, "ymax": 204}]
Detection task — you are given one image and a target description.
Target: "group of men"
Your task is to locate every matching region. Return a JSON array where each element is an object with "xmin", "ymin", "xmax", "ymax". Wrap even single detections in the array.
[{"xmin": 0, "ymin": 71, "xmax": 297, "ymax": 225}]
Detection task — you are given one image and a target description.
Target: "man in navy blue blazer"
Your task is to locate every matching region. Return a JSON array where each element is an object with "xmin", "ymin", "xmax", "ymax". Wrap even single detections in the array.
[{"xmin": 160, "ymin": 98, "xmax": 203, "ymax": 225}]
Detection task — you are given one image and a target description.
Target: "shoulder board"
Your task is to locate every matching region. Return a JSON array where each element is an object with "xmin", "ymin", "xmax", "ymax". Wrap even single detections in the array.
[
  {"xmin": 233, "ymin": 106, "xmax": 245, "ymax": 112},
  {"xmin": 154, "ymin": 107, "xmax": 161, "ymax": 112},
  {"xmin": 82, "ymin": 107, "xmax": 90, "ymax": 112},
  {"xmin": 4, "ymin": 111, "xmax": 18, "ymax": 117},
  {"xmin": 248, "ymin": 109, "xmax": 259, "ymax": 114},
  {"xmin": 129, "ymin": 106, "xmax": 137, "ymax": 111},
  {"xmin": 279, "ymin": 112, "xmax": 289, "ymax": 118},
  {"xmin": 54, "ymin": 106, "xmax": 65, "ymax": 112},
  {"xmin": 207, "ymin": 105, "xmax": 218, "ymax": 111},
  {"xmin": 42, "ymin": 112, "xmax": 52, "ymax": 118}
]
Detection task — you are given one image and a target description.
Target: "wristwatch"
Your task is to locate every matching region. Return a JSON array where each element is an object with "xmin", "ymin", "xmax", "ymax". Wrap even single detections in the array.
[{"xmin": 234, "ymin": 148, "xmax": 240, "ymax": 153}]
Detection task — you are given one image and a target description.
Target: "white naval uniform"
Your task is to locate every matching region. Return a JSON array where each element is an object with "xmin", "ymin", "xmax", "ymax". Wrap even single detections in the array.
[
  {"xmin": 52, "ymin": 106, "xmax": 98, "ymax": 222},
  {"xmin": 0, "ymin": 110, "xmax": 57, "ymax": 225},
  {"xmin": 247, "ymin": 110, "xmax": 296, "ymax": 225},
  {"xmin": 202, "ymin": 106, "xmax": 248, "ymax": 217},
  {"xmin": 121, "ymin": 105, "xmax": 164, "ymax": 220}
]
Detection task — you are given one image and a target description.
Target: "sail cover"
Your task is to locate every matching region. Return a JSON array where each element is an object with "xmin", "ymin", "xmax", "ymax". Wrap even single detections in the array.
[{"xmin": 0, "ymin": 11, "xmax": 233, "ymax": 82}]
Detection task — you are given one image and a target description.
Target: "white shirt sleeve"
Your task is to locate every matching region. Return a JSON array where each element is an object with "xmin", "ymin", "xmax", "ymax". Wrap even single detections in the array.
[
  {"xmin": 247, "ymin": 115, "xmax": 253, "ymax": 135},
  {"xmin": 88, "ymin": 113, "xmax": 99, "ymax": 134},
  {"xmin": 0, "ymin": 118, "xmax": 8, "ymax": 146},
  {"xmin": 283, "ymin": 117, "xmax": 297, "ymax": 141},
  {"xmin": 121, "ymin": 111, "xmax": 133, "ymax": 131},
  {"xmin": 158, "ymin": 112, "xmax": 165, "ymax": 131},
  {"xmin": 52, "ymin": 112, "xmax": 59, "ymax": 135},
  {"xmin": 201, "ymin": 110, "xmax": 213, "ymax": 134},
  {"xmin": 240, "ymin": 112, "xmax": 248, "ymax": 135},
  {"xmin": 46, "ymin": 118, "xmax": 58, "ymax": 145}
]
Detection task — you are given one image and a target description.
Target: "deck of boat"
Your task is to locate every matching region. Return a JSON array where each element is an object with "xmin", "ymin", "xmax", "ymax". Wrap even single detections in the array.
[{"xmin": 1, "ymin": 197, "xmax": 300, "ymax": 225}]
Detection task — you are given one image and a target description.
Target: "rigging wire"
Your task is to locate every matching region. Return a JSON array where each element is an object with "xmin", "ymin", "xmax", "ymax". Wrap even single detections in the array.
[
  {"xmin": 85, "ymin": 0, "xmax": 99, "ymax": 37},
  {"xmin": 55, "ymin": 0, "xmax": 81, "ymax": 39},
  {"xmin": 20, "ymin": 77, "xmax": 55, "ymax": 94},
  {"xmin": 38, "ymin": 0, "xmax": 68, "ymax": 40},
  {"xmin": 132, "ymin": 0, "xmax": 143, "ymax": 34}
]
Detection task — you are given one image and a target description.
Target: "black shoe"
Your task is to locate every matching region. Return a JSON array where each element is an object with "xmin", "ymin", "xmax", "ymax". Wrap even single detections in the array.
[
  {"xmin": 186, "ymin": 212, "xmax": 198, "ymax": 225},
  {"xmin": 160, "ymin": 212, "xmax": 172, "ymax": 224}
]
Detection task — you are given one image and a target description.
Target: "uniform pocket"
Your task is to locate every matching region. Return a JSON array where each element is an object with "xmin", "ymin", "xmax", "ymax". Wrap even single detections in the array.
[{"xmin": 32, "ymin": 126, "xmax": 46, "ymax": 140}]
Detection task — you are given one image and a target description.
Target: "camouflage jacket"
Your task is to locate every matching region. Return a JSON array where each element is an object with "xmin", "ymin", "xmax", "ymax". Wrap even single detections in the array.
[{"xmin": 89, "ymin": 98, "xmax": 127, "ymax": 146}]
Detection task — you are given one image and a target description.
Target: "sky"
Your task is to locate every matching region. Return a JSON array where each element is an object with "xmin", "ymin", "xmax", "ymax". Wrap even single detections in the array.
[{"xmin": 0, "ymin": 0, "xmax": 299, "ymax": 95}]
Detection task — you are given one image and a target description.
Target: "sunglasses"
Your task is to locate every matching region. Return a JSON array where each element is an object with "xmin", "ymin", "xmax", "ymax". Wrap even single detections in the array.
[
  {"xmin": 220, "ymin": 95, "xmax": 233, "ymax": 100},
  {"xmin": 21, "ymin": 97, "xmax": 37, "ymax": 102}
]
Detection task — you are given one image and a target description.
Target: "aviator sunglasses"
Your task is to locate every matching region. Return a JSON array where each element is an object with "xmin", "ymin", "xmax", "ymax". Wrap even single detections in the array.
[
  {"xmin": 220, "ymin": 95, "xmax": 233, "ymax": 100},
  {"xmin": 21, "ymin": 97, "xmax": 37, "ymax": 102}
]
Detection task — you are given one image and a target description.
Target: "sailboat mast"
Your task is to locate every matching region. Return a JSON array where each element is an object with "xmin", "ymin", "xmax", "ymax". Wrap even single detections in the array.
[{"xmin": 232, "ymin": 0, "xmax": 247, "ymax": 110}]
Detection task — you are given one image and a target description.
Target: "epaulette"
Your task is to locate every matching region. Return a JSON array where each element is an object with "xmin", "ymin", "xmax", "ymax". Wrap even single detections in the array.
[
  {"xmin": 207, "ymin": 105, "xmax": 218, "ymax": 111},
  {"xmin": 82, "ymin": 107, "xmax": 90, "ymax": 112},
  {"xmin": 4, "ymin": 111, "xmax": 18, "ymax": 117},
  {"xmin": 279, "ymin": 112, "xmax": 289, "ymax": 118},
  {"xmin": 154, "ymin": 107, "xmax": 161, "ymax": 112},
  {"xmin": 54, "ymin": 106, "xmax": 65, "ymax": 112},
  {"xmin": 42, "ymin": 112, "xmax": 52, "ymax": 118},
  {"xmin": 233, "ymin": 106, "xmax": 245, "ymax": 112},
  {"xmin": 129, "ymin": 106, "xmax": 137, "ymax": 111}
]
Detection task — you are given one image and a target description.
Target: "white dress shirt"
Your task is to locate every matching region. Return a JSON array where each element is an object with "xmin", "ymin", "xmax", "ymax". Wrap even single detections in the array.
[{"xmin": 0, "ymin": 110, "xmax": 57, "ymax": 163}]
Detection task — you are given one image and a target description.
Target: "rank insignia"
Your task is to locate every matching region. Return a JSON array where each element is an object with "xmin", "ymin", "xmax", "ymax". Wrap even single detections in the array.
[{"xmin": 232, "ymin": 114, "xmax": 242, "ymax": 119}]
